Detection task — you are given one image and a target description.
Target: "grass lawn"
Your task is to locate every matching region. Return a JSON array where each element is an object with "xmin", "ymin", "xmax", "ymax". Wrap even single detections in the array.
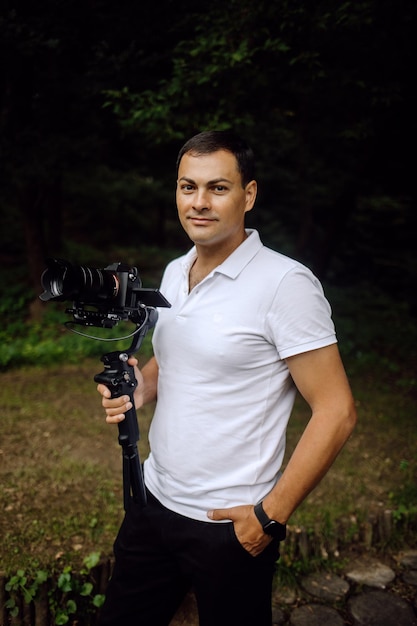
[{"xmin": 1, "ymin": 346, "xmax": 415, "ymax": 577}]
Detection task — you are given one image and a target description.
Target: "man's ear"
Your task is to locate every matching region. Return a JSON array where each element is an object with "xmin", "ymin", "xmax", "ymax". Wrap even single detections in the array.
[{"xmin": 244, "ymin": 180, "xmax": 257, "ymax": 213}]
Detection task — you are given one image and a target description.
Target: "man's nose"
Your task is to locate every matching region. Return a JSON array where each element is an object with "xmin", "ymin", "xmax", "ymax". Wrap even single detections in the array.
[{"xmin": 193, "ymin": 189, "xmax": 210, "ymax": 211}]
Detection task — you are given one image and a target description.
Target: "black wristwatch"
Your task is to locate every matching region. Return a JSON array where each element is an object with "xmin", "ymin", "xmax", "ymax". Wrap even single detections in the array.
[{"xmin": 254, "ymin": 501, "xmax": 287, "ymax": 541}]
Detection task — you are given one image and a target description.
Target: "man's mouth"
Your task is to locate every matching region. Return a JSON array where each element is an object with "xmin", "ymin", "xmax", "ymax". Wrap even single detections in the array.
[{"xmin": 188, "ymin": 216, "xmax": 217, "ymax": 223}]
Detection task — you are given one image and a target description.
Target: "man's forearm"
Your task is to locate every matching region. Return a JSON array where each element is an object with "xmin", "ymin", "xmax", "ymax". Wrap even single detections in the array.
[{"xmin": 262, "ymin": 405, "xmax": 357, "ymax": 524}]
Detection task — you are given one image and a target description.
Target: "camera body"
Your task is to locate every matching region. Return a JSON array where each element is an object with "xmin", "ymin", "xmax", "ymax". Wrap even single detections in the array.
[{"xmin": 40, "ymin": 258, "xmax": 170, "ymax": 328}]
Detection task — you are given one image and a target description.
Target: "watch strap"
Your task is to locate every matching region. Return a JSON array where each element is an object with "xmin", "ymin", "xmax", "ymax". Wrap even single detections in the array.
[{"xmin": 254, "ymin": 501, "xmax": 286, "ymax": 540}]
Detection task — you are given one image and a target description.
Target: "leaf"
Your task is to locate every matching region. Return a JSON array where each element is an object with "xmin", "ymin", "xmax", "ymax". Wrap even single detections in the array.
[
  {"xmin": 83, "ymin": 551, "xmax": 101, "ymax": 571},
  {"xmin": 35, "ymin": 570, "xmax": 48, "ymax": 584},
  {"xmin": 57, "ymin": 572, "xmax": 72, "ymax": 593},
  {"xmin": 80, "ymin": 582, "xmax": 93, "ymax": 596},
  {"xmin": 66, "ymin": 599, "xmax": 77, "ymax": 613},
  {"xmin": 93, "ymin": 594, "xmax": 106, "ymax": 608},
  {"xmin": 23, "ymin": 587, "xmax": 36, "ymax": 603},
  {"xmin": 5, "ymin": 598, "xmax": 16, "ymax": 609}
]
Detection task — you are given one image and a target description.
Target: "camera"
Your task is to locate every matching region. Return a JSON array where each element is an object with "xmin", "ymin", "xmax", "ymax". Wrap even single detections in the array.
[{"xmin": 40, "ymin": 258, "xmax": 170, "ymax": 328}]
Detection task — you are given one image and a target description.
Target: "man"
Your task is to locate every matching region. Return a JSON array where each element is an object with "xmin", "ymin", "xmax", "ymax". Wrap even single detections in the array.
[{"xmin": 97, "ymin": 130, "xmax": 357, "ymax": 626}]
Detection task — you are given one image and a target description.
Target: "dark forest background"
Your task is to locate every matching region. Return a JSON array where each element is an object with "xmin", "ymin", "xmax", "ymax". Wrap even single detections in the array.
[{"xmin": 1, "ymin": 0, "xmax": 416, "ymax": 321}]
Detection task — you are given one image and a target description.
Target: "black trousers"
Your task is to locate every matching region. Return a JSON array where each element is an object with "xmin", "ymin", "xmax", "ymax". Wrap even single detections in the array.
[{"xmin": 98, "ymin": 490, "xmax": 280, "ymax": 626}]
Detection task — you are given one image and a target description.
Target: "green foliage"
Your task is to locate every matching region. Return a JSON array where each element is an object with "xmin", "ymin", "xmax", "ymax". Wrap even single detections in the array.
[
  {"xmin": 5, "ymin": 553, "xmax": 105, "ymax": 624},
  {"xmin": 389, "ymin": 456, "xmax": 417, "ymax": 522},
  {"xmin": 0, "ymin": 314, "xmax": 155, "ymax": 370},
  {"xmin": 49, "ymin": 553, "xmax": 105, "ymax": 624},
  {"xmin": 61, "ymin": 165, "xmax": 180, "ymax": 249},
  {"xmin": 101, "ymin": 0, "xmax": 416, "ymax": 296},
  {"xmin": 103, "ymin": 0, "xmax": 294, "ymax": 139},
  {"xmin": 325, "ymin": 283, "xmax": 417, "ymax": 378},
  {"xmin": 5, "ymin": 569, "xmax": 48, "ymax": 617},
  {"xmin": 274, "ymin": 551, "xmax": 342, "ymax": 590}
]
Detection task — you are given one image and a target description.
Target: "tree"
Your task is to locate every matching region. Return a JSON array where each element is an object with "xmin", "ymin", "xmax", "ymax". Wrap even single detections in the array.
[
  {"xmin": 0, "ymin": 0, "xmax": 184, "ymax": 302},
  {"xmin": 103, "ymin": 0, "xmax": 416, "ymax": 294},
  {"xmin": 1, "ymin": 0, "xmax": 415, "ymax": 307}
]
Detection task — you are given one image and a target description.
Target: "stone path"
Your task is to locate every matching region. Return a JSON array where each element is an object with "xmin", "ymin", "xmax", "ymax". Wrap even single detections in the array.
[
  {"xmin": 171, "ymin": 549, "xmax": 417, "ymax": 625},
  {"xmin": 273, "ymin": 548, "xmax": 417, "ymax": 625}
]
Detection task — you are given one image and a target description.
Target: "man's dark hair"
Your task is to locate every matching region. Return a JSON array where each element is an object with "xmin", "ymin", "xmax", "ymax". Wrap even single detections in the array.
[{"xmin": 176, "ymin": 130, "xmax": 256, "ymax": 188}]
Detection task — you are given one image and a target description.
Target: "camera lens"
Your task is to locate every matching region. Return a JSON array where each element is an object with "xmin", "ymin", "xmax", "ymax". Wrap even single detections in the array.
[{"xmin": 40, "ymin": 259, "xmax": 118, "ymax": 302}]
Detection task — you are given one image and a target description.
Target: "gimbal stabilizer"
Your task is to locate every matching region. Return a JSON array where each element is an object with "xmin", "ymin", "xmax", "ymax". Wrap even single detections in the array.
[{"xmin": 39, "ymin": 258, "xmax": 171, "ymax": 511}]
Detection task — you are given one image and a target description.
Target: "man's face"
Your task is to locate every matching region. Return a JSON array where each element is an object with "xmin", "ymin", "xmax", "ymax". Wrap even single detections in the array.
[{"xmin": 176, "ymin": 149, "xmax": 257, "ymax": 253}]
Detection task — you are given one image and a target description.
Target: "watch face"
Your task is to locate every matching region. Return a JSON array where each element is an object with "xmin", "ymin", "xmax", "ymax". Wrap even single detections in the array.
[{"xmin": 265, "ymin": 520, "xmax": 286, "ymax": 540}]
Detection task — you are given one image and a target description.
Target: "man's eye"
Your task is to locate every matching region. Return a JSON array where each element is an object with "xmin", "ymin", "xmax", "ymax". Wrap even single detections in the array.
[{"xmin": 213, "ymin": 185, "xmax": 227, "ymax": 192}]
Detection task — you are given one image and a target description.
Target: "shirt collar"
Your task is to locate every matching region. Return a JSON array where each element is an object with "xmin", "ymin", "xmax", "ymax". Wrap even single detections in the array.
[{"xmin": 180, "ymin": 229, "xmax": 263, "ymax": 280}]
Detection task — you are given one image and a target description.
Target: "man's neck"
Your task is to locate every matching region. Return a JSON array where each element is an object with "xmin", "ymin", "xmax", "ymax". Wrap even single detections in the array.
[{"xmin": 189, "ymin": 232, "xmax": 248, "ymax": 291}]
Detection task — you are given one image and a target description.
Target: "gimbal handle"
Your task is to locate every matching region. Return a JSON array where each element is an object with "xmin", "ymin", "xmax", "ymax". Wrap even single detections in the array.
[
  {"xmin": 95, "ymin": 351, "xmax": 146, "ymax": 509},
  {"xmin": 94, "ymin": 307, "xmax": 159, "ymax": 510}
]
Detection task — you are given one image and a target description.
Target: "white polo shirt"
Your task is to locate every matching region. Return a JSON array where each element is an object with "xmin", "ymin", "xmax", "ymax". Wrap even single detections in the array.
[{"xmin": 143, "ymin": 230, "xmax": 336, "ymax": 521}]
